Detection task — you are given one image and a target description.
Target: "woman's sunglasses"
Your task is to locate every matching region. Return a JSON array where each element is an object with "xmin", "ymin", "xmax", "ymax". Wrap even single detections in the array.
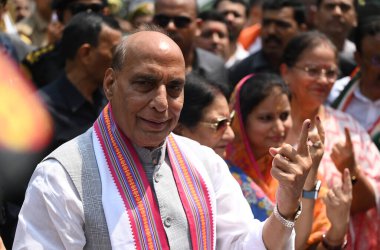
[{"xmin": 200, "ymin": 110, "xmax": 235, "ymax": 132}]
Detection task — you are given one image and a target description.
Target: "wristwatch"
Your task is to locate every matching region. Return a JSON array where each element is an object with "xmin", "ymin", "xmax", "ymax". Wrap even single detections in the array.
[
  {"xmin": 273, "ymin": 201, "xmax": 302, "ymax": 228},
  {"xmin": 302, "ymin": 180, "xmax": 322, "ymax": 200}
]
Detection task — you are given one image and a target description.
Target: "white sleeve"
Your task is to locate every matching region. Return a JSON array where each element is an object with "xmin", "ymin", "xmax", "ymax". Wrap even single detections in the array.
[
  {"xmin": 13, "ymin": 159, "xmax": 86, "ymax": 250},
  {"xmin": 200, "ymin": 146, "xmax": 295, "ymax": 249}
]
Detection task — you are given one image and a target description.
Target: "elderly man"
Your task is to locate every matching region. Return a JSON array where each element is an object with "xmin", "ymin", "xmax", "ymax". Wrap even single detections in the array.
[{"xmin": 14, "ymin": 27, "xmax": 317, "ymax": 249}]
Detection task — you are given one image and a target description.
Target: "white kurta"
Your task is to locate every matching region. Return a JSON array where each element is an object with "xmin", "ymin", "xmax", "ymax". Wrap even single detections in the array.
[{"xmin": 13, "ymin": 132, "xmax": 295, "ymax": 249}]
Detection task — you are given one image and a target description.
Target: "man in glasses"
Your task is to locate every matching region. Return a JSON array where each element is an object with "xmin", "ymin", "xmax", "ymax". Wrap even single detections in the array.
[
  {"xmin": 331, "ymin": 3, "xmax": 380, "ymax": 151},
  {"xmin": 154, "ymin": 0, "xmax": 230, "ymax": 94},
  {"xmin": 21, "ymin": 0, "xmax": 108, "ymax": 88}
]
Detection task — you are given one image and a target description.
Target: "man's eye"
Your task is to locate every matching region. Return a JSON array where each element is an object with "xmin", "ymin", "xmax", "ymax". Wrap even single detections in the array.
[{"xmin": 167, "ymin": 84, "xmax": 183, "ymax": 97}]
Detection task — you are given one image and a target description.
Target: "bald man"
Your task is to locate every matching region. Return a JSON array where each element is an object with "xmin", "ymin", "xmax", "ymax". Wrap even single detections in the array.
[{"xmin": 14, "ymin": 28, "xmax": 317, "ymax": 249}]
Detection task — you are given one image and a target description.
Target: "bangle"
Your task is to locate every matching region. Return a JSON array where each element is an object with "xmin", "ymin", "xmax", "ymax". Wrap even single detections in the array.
[
  {"xmin": 322, "ymin": 234, "xmax": 347, "ymax": 250},
  {"xmin": 273, "ymin": 201, "xmax": 302, "ymax": 228}
]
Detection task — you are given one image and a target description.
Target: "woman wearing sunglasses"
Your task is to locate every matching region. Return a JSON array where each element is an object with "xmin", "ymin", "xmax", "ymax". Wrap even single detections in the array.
[
  {"xmin": 174, "ymin": 72, "xmax": 234, "ymax": 158},
  {"xmin": 281, "ymin": 31, "xmax": 380, "ymax": 249},
  {"xmin": 225, "ymin": 72, "xmax": 353, "ymax": 249}
]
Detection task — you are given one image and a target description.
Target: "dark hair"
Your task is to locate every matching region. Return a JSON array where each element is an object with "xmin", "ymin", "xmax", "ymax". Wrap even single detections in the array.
[
  {"xmin": 282, "ymin": 30, "xmax": 337, "ymax": 67},
  {"xmin": 316, "ymin": 0, "xmax": 357, "ymax": 11},
  {"xmin": 199, "ymin": 10, "xmax": 227, "ymax": 23},
  {"xmin": 249, "ymin": 0, "xmax": 264, "ymax": 8},
  {"xmin": 179, "ymin": 72, "xmax": 229, "ymax": 128},
  {"xmin": 239, "ymin": 73, "xmax": 291, "ymax": 125},
  {"xmin": 213, "ymin": 0, "xmax": 249, "ymax": 17},
  {"xmin": 354, "ymin": 3, "xmax": 380, "ymax": 52},
  {"xmin": 0, "ymin": 0, "xmax": 6, "ymax": 7},
  {"xmin": 61, "ymin": 12, "xmax": 120, "ymax": 60},
  {"xmin": 263, "ymin": 0, "xmax": 306, "ymax": 26}
]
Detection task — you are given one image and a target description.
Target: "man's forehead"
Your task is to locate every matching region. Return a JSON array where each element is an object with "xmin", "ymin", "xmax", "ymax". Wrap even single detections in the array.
[{"xmin": 263, "ymin": 7, "xmax": 295, "ymax": 21}]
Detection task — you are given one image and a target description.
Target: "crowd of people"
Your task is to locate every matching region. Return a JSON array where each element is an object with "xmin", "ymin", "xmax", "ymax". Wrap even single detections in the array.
[{"xmin": 0, "ymin": 0, "xmax": 379, "ymax": 249}]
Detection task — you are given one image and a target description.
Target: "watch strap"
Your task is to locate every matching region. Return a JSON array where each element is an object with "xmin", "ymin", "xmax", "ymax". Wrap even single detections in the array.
[{"xmin": 302, "ymin": 180, "xmax": 322, "ymax": 200}]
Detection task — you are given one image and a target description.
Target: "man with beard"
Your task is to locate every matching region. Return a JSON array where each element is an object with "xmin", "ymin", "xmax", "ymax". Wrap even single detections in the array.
[
  {"xmin": 213, "ymin": 0, "xmax": 249, "ymax": 68},
  {"xmin": 314, "ymin": 0, "xmax": 357, "ymax": 77},
  {"xmin": 332, "ymin": 3, "xmax": 380, "ymax": 151},
  {"xmin": 153, "ymin": 0, "xmax": 230, "ymax": 93},
  {"xmin": 229, "ymin": 0, "xmax": 307, "ymax": 87}
]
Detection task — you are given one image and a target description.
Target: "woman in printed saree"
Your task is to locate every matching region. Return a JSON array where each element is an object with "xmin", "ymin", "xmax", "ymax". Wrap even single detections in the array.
[
  {"xmin": 281, "ymin": 30, "xmax": 380, "ymax": 249},
  {"xmin": 225, "ymin": 72, "xmax": 352, "ymax": 249}
]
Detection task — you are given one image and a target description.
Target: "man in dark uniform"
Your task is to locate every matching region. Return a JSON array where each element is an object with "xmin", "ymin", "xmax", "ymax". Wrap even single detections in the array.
[
  {"xmin": 39, "ymin": 12, "xmax": 122, "ymax": 151},
  {"xmin": 22, "ymin": 0, "xmax": 108, "ymax": 88}
]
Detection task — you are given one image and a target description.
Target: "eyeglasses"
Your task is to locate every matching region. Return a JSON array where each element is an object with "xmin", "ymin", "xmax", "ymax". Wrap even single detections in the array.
[
  {"xmin": 200, "ymin": 110, "xmax": 235, "ymax": 132},
  {"xmin": 153, "ymin": 14, "xmax": 192, "ymax": 28},
  {"xmin": 293, "ymin": 65, "xmax": 339, "ymax": 81},
  {"xmin": 69, "ymin": 3, "xmax": 104, "ymax": 15}
]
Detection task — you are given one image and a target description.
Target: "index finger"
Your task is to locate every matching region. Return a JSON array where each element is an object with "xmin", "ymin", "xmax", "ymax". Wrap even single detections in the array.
[
  {"xmin": 297, "ymin": 119, "xmax": 311, "ymax": 156},
  {"xmin": 342, "ymin": 168, "xmax": 353, "ymax": 193},
  {"xmin": 315, "ymin": 116, "xmax": 325, "ymax": 144},
  {"xmin": 344, "ymin": 127, "xmax": 352, "ymax": 147}
]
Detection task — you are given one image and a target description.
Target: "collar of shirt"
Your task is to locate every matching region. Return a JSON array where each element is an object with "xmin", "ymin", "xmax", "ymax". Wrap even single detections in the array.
[
  {"xmin": 133, "ymin": 141, "xmax": 167, "ymax": 166},
  {"xmin": 353, "ymin": 84, "xmax": 380, "ymax": 106}
]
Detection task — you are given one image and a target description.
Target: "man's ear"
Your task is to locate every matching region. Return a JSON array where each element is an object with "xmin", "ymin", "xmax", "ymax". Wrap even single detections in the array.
[
  {"xmin": 77, "ymin": 43, "xmax": 92, "ymax": 65},
  {"xmin": 280, "ymin": 63, "xmax": 289, "ymax": 84},
  {"xmin": 354, "ymin": 50, "xmax": 362, "ymax": 66},
  {"xmin": 103, "ymin": 68, "xmax": 116, "ymax": 101},
  {"xmin": 195, "ymin": 18, "xmax": 203, "ymax": 37}
]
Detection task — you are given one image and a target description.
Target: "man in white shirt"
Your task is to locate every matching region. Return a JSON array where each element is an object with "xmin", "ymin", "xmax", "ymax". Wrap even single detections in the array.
[
  {"xmin": 13, "ymin": 26, "xmax": 319, "ymax": 249},
  {"xmin": 331, "ymin": 5, "xmax": 380, "ymax": 150}
]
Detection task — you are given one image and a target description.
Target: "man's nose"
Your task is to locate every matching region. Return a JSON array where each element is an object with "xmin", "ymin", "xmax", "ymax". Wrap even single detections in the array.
[{"xmin": 151, "ymin": 85, "xmax": 168, "ymax": 112}]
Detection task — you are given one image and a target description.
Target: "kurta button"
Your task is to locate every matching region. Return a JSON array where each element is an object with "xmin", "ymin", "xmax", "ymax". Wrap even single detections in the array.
[
  {"xmin": 164, "ymin": 217, "xmax": 172, "ymax": 227},
  {"xmin": 152, "ymin": 159, "xmax": 158, "ymax": 165},
  {"xmin": 154, "ymin": 173, "xmax": 160, "ymax": 183}
]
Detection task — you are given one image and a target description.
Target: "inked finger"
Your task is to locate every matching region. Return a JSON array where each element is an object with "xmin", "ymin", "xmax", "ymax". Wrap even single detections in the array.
[
  {"xmin": 315, "ymin": 116, "xmax": 325, "ymax": 144},
  {"xmin": 344, "ymin": 127, "xmax": 353, "ymax": 148},
  {"xmin": 297, "ymin": 119, "xmax": 311, "ymax": 157}
]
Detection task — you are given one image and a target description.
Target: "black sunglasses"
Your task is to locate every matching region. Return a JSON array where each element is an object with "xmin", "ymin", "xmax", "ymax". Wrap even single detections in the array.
[
  {"xmin": 69, "ymin": 3, "xmax": 104, "ymax": 15},
  {"xmin": 153, "ymin": 14, "xmax": 192, "ymax": 28}
]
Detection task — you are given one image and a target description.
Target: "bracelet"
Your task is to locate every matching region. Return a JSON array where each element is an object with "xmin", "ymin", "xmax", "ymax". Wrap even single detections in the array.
[
  {"xmin": 322, "ymin": 234, "xmax": 347, "ymax": 250},
  {"xmin": 273, "ymin": 202, "xmax": 302, "ymax": 228}
]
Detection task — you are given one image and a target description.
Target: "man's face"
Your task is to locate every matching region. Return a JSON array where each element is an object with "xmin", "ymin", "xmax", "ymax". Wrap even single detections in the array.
[
  {"xmin": 315, "ymin": 0, "xmax": 356, "ymax": 36},
  {"xmin": 195, "ymin": 20, "xmax": 230, "ymax": 59},
  {"xmin": 104, "ymin": 35, "xmax": 186, "ymax": 148},
  {"xmin": 154, "ymin": 0, "xmax": 197, "ymax": 56},
  {"xmin": 87, "ymin": 25, "xmax": 122, "ymax": 86},
  {"xmin": 261, "ymin": 7, "xmax": 301, "ymax": 59},
  {"xmin": 356, "ymin": 34, "xmax": 380, "ymax": 86},
  {"xmin": 215, "ymin": 0, "xmax": 247, "ymax": 41}
]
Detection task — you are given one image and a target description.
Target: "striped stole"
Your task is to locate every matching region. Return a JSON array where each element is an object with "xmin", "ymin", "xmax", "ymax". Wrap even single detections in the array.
[{"xmin": 94, "ymin": 104, "xmax": 214, "ymax": 250}]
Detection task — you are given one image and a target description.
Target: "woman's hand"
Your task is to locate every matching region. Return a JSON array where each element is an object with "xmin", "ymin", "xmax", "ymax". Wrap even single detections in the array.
[
  {"xmin": 330, "ymin": 128, "xmax": 357, "ymax": 173},
  {"xmin": 270, "ymin": 120, "xmax": 313, "ymax": 216},
  {"xmin": 322, "ymin": 168, "xmax": 352, "ymax": 245}
]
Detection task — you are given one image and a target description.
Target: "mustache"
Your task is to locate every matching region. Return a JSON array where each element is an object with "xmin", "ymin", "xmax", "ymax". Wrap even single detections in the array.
[{"xmin": 263, "ymin": 35, "xmax": 282, "ymax": 45}]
